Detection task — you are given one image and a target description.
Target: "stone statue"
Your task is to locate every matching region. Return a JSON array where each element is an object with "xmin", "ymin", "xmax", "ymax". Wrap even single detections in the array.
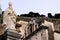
[
  {"xmin": 3, "ymin": 1, "xmax": 16, "ymax": 30},
  {"xmin": 0, "ymin": 1, "xmax": 16, "ymax": 36}
]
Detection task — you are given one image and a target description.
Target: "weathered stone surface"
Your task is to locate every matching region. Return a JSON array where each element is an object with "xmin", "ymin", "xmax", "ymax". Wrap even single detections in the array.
[
  {"xmin": 54, "ymin": 32, "xmax": 60, "ymax": 40},
  {"xmin": 3, "ymin": 1, "xmax": 16, "ymax": 30},
  {"xmin": 25, "ymin": 26, "xmax": 48, "ymax": 40},
  {"xmin": 7, "ymin": 29, "xmax": 21, "ymax": 40}
]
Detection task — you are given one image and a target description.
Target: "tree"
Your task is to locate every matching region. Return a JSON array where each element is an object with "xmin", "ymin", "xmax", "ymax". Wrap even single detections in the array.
[
  {"xmin": 40, "ymin": 14, "xmax": 45, "ymax": 17},
  {"xmin": 48, "ymin": 13, "xmax": 53, "ymax": 18},
  {"xmin": 54, "ymin": 14, "xmax": 60, "ymax": 19},
  {"xmin": 20, "ymin": 11, "xmax": 40, "ymax": 17}
]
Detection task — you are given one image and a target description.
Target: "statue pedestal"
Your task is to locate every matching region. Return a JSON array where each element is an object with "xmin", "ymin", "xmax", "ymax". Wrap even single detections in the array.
[{"xmin": 6, "ymin": 29, "xmax": 21, "ymax": 40}]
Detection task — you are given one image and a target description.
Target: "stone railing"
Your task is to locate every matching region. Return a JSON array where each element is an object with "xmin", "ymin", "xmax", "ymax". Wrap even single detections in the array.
[
  {"xmin": 21, "ymin": 22, "xmax": 48, "ymax": 40},
  {"xmin": 45, "ymin": 18, "xmax": 60, "ymax": 33},
  {"xmin": 20, "ymin": 22, "xmax": 39, "ymax": 40},
  {"xmin": 23, "ymin": 25, "xmax": 48, "ymax": 40},
  {"xmin": 37, "ymin": 17, "xmax": 60, "ymax": 33}
]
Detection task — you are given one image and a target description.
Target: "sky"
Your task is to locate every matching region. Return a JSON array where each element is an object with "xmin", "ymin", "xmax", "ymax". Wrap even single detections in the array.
[{"xmin": 0, "ymin": 0, "xmax": 60, "ymax": 16}]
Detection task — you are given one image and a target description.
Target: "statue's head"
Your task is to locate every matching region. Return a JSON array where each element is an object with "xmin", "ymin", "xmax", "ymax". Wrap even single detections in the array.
[{"xmin": 8, "ymin": 1, "xmax": 12, "ymax": 8}]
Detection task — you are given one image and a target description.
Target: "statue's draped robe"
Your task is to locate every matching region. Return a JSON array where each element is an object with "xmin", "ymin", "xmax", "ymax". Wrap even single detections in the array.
[
  {"xmin": 0, "ymin": 7, "xmax": 16, "ymax": 35},
  {"xmin": 3, "ymin": 8, "xmax": 16, "ymax": 30}
]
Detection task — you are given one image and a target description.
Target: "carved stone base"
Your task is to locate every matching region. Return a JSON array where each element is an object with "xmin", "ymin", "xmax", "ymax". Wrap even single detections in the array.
[{"xmin": 2, "ymin": 29, "xmax": 21, "ymax": 40}]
